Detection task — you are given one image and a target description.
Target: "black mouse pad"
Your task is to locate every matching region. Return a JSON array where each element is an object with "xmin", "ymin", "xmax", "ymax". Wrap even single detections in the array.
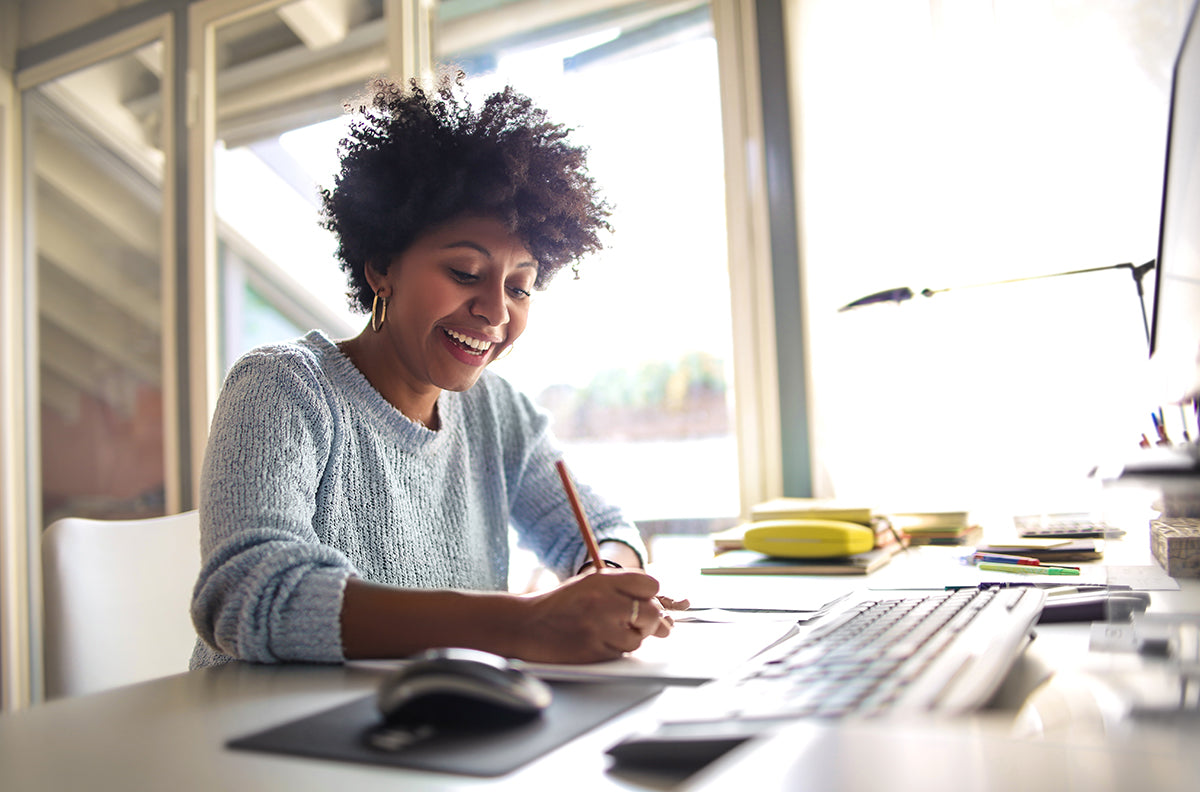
[{"xmin": 227, "ymin": 680, "xmax": 664, "ymax": 777}]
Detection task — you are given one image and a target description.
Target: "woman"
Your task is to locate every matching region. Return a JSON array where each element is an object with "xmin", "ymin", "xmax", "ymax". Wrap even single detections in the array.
[{"xmin": 190, "ymin": 74, "xmax": 684, "ymax": 669}]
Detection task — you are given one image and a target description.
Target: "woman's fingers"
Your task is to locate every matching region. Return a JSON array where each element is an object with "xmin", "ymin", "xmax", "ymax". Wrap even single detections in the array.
[
  {"xmin": 521, "ymin": 570, "xmax": 684, "ymax": 662},
  {"xmin": 625, "ymin": 595, "xmax": 675, "ymax": 639},
  {"xmin": 657, "ymin": 594, "xmax": 692, "ymax": 611}
]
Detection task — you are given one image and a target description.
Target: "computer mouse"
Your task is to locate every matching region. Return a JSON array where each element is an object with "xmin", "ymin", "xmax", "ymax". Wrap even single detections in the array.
[{"xmin": 376, "ymin": 647, "xmax": 553, "ymax": 730}]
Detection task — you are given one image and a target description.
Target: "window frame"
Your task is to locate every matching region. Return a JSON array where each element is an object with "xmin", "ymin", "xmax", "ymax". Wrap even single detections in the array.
[
  {"xmin": 1, "ymin": 63, "xmax": 25, "ymax": 712},
  {"xmin": 187, "ymin": 0, "xmax": 433, "ymax": 501},
  {"xmin": 427, "ymin": 0, "xmax": 804, "ymax": 516},
  {"xmin": 6, "ymin": 12, "xmax": 177, "ymax": 710},
  {"xmin": 0, "ymin": 0, "xmax": 803, "ymax": 711}
]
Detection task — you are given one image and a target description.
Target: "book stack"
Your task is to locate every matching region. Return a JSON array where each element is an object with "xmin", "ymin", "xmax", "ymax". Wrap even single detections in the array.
[
  {"xmin": 974, "ymin": 538, "xmax": 1104, "ymax": 563},
  {"xmin": 713, "ymin": 498, "xmax": 910, "ymax": 553},
  {"xmin": 750, "ymin": 497, "xmax": 873, "ymax": 525},
  {"xmin": 712, "ymin": 498, "xmax": 876, "ymax": 553},
  {"xmin": 704, "ymin": 498, "xmax": 903, "ymax": 576},
  {"xmin": 887, "ymin": 511, "xmax": 982, "ymax": 546},
  {"xmin": 701, "ymin": 546, "xmax": 895, "ymax": 576}
]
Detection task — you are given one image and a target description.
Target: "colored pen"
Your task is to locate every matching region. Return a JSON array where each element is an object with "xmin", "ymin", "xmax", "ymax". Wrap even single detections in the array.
[
  {"xmin": 1153, "ymin": 412, "xmax": 1172, "ymax": 446},
  {"xmin": 555, "ymin": 459, "xmax": 605, "ymax": 572},
  {"xmin": 977, "ymin": 561, "xmax": 1080, "ymax": 576},
  {"xmin": 972, "ymin": 552, "xmax": 1040, "ymax": 566},
  {"xmin": 947, "ymin": 582, "xmax": 1129, "ymax": 591},
  {"xmin": 972, "ymin": 552, "xmax": 1080, "ymax": 571}
]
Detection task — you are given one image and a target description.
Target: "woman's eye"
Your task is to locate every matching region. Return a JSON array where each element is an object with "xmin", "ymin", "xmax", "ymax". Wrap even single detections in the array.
[
  {"xmin": 450, "ymin": 269, "xmax": 479, "ymax": 283},
  {"xmin": 509, "ymin": 285, "xmax": 532, "ymax": 299}
]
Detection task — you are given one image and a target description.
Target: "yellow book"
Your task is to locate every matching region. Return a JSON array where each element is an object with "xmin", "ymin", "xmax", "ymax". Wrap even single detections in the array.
[
  {"xmin": 702, "ymin": 546, "xmax": 896, "ymax": 576},
  {"xmin": 713, "ymin": 501, "xmax": 875, "ymax": 554},
  {"xmin": 749, "ymin": 498, "xmax": 873, "ymax": 525},
  {"xmin": 886, "ymin": 511, "xmax": 970, "ymax": 533}
]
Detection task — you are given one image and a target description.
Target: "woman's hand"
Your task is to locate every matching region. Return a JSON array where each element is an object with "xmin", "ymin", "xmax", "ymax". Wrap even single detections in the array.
[
  {"xmin": 656, "ymin": 594, "xmax": 691, "ymax": 612},
  {"xmin": 514, "ymin": 569, "xmax": 675, "ymax": 663}
]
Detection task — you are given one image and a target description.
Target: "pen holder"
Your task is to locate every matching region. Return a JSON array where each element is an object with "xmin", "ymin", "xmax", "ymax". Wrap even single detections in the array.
[{"xmin": 1150, "ymin": 517, "xmax": 1200, "ymax": 578}]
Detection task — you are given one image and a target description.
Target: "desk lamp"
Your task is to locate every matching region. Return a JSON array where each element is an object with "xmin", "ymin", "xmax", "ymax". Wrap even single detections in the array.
[{"xmin": 839, "ymin": 259, "xmax": 1157, "ymax": 347}]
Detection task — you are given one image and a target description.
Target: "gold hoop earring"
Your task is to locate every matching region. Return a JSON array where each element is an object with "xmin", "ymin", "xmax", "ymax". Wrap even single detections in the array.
[
  {"xmin": 495, "ymin": 343, "xmax": 515, "ymax": 361},
  {"xmin": 371, "ymin": 292, "xmax": 387, "ymax": 332}
]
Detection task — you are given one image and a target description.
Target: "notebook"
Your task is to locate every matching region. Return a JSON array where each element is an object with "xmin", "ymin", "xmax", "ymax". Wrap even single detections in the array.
[{"xmin": 701, "ymin": 546, "xmax": 896, "ymax": 576}]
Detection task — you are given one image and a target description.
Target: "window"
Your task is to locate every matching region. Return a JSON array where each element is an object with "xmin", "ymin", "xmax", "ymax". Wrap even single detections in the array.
[
  {"xmin": 434, "ymin": 0, "xmax": 741, "ymax": 529},
  {"xmin": 193, "ymin": 1, "xmax": 746, "ymax": 528},
  {"xmin": 208, "ymin": 6, "xmax": 373, "ymax": 372},
  {"xmin": 792, "ymin": 0, "xmax": 1190, "ymax": 514},
  {"xmin": 25, "ymin": 40, "xmax": 170, "ymax": 523}
]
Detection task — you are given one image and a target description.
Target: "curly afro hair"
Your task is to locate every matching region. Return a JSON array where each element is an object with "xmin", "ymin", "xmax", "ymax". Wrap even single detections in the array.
[{"xmin": 321, "ymin": 72, "xmax": 613, "ymax": 313}]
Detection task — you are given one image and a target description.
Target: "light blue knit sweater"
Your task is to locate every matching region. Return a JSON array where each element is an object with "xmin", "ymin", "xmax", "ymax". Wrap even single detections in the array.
[{"xmin": 189, "ymin": 330, "xmax": 644, "ymax": 667}]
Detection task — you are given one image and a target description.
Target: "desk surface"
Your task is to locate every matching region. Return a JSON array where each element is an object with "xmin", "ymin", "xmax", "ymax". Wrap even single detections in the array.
[{"xmin": 3, "ymin": 531, "xmax": 1199, "ymax": 792}]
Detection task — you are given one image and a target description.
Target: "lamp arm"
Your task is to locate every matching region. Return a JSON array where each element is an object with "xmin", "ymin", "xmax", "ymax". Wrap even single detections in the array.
[
  {"xmin": 841, "ymin": 260, "xmax": 1158, "ymax": 332},
  {"xmin": 920, "ymin": 259, "xmax": 1156, "ymax": 349},
  {"xmin": 920, "ymin": 260, "xmax": 1152, "ymax": 297}
]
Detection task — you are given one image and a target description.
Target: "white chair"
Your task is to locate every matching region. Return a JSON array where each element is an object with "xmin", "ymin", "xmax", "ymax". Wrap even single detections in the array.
[{"xmin": 41, "ymin": 510, "xmax": 201, "ymax": 699}]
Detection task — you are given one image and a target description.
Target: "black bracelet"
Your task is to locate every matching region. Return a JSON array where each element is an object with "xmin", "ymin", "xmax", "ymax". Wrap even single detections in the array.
[{"xmin": 577, "ymin": 558, "xmax": 622, "ymax": 575}]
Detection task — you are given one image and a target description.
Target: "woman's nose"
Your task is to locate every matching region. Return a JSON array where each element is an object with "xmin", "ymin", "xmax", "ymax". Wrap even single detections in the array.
[{"xmin": 470, "ymin": 283, "xmax": 509, "ymax": 326}]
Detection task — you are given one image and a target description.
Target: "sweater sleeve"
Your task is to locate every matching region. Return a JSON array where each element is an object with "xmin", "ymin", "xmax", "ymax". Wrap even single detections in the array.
[
  {"xmin": 190, "ymin": 350, "xmax": 354, "ymax": 664},
  {"xmin": 492, "ymin": 378, "xmax": 647, "ymax": 579}
]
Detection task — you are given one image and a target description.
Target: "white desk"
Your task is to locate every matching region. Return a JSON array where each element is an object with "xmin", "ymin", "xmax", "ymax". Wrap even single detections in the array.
[
  {"xmin": 0, "ymin": 661, "xmax": 675, "ymax": 792},
  {"xmin": 2, "ymin": 533, "xmax": 1198, "ymax": 792}
]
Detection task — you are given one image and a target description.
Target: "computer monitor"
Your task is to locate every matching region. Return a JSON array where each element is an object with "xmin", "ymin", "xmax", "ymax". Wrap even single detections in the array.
[{"xmin": 1149, "ymin": 0, "xmax": 1200, "ymax": 408}]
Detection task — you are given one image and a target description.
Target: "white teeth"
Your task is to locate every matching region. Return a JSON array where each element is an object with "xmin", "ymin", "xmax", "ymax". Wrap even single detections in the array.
[{"xmin": 445, "ymin": 328, "xmax": 493, "ymax": 353}]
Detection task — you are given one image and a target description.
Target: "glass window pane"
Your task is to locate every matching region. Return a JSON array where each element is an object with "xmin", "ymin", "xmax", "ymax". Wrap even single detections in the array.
[
  {"xmin": 28, "ymin": 42, "xmax": 167, "ymax": 522},
  {"xmin": 435, "ymin": 1, "xmax": 740, "ymax": 527},
  {"xmin": 794, "ymin": 0, "xmax": 1189, "ymax": 514},
  {"xmin": 211, "ymin": 5, "xmax": 381, "ymax": 371}
]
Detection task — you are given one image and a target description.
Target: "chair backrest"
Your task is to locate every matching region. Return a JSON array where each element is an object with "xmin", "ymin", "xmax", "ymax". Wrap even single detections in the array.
[{"xmin": 41, "ymin": 510, "xmax": 201, "ymax": 699}]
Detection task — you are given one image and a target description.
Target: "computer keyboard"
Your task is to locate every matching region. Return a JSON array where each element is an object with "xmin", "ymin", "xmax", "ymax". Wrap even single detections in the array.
[{"xmin": 607, "ymin": 586, "xmax": 1045, "ymax": 769}]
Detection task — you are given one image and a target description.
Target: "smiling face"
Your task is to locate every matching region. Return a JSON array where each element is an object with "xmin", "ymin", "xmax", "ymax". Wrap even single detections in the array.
[{"xmin": 359, "ymin": 215, "xmax": 538, "ymax": 417}]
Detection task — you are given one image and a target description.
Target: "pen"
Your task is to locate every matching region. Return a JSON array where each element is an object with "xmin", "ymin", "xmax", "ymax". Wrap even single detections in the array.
[
  {"xmin": 977, "ymin": 561, "xmax": 1080, "ymax": 576},
  {"xmin": 972, "ymin": 552, "xmax": 1080, "ymax": 571},
  {"xmin": 972, "ymin": 552, "xmax": 1040, "ymax": 566},
  {"xmin": 946, "ymin": 582, "xmax": 1130, "ymax": 591},
  {"xmin": 1153, "ymin": 411, "xmax": 1172, "ymax": 446},
  {"xmin": 555, "ymin": 459, "xmax": 606, "ymax": 572}
]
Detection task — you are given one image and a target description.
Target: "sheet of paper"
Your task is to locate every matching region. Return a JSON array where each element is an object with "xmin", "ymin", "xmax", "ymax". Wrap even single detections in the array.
[
  {"xmin": 983, "ymin": 538, "xmax": 1074, "ymax": 549},
  {"xmin": 676, "ymin": 608, "xmax": 823, "ymax": 624},
  {"xmin": 1104, "ymin": 565, "xmax": 1181, "ymax": 591},
  {"xmin": 347, "ymin": 621, "xmax": 802, "ymax": 686},
  {"xmin": 514, "ymin": 620, "xmax": 800, "ymax": 685},
  {"xmin": 652, "ymin": 567, "xmax": 858, "ymax": 612}
]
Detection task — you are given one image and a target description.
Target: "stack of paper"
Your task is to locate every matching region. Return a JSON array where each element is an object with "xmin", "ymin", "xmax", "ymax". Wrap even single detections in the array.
[
  {"xmin": 888, "ymin": 511, "xmax": 981, "ymax": 546},
  {"xmin": 713, "ymin": 498, "xmax": 878, "ymax": 553}
]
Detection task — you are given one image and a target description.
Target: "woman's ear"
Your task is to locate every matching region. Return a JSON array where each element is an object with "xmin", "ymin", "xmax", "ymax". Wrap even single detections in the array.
[{"xmin": 363, "ymin": 259, "xmax": 389, "ymax": 293}]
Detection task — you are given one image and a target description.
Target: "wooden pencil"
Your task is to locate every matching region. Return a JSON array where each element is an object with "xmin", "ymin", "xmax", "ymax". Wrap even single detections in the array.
[{"xmin": 555, "ymin": 459, "xmax": 605, "ymax": 572}]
